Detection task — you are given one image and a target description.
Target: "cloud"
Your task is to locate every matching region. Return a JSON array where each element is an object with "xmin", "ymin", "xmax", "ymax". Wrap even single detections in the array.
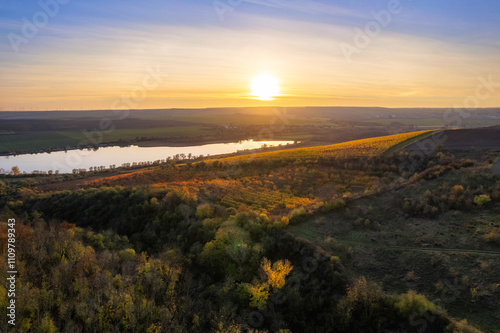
[{"xmin": 243, "ymin": 0, "xmax": 367, "ymax": 18}]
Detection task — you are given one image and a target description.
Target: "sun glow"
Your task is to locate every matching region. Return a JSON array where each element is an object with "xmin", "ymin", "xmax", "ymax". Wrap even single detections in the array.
[{"xmin": 250, "ymin": 74, "xmax": 280, "ymax": 100}]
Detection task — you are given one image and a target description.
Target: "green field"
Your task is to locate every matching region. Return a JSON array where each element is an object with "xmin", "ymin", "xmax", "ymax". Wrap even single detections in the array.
[
  {"xmin": 0, "ymin": 126, "xmax": 211, "ymax": 152},
  {"xmin": 163, "ymin": 114, "xmax": 336, "ymax": 126}
]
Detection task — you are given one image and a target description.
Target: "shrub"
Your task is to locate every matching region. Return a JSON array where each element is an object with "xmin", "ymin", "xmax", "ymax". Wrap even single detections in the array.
[
  {"xmin": 473, "ymin": 194, "xmax": 491, "ymax": 206},
  {"xmin": 330, "ymin": 256, "xmax": 341, "ymax": 264},
  {"xmin": 395, "ymin": 290, "xmax": 439, "ymax": 317},
  {"xmin": 280, "ymin": 216, "xmax": 289, "ymax": 225},
  {"xmin": 289, "ymin": 206, "xmax": 307, "ymax": 223},
  {"xmin": 484, "ymin": 229, "xmax": 500, "ymax": 244},
  {"xmin": 452, "ymin": 185, "xmax": 465, "ymax": 194},
  {"xmin": 447, "ymin": 319, "xmax": 483, "ymax": 333},
  {"xmin": 325, "ymin": 199, "xmax": 347, "ymax": 212}
]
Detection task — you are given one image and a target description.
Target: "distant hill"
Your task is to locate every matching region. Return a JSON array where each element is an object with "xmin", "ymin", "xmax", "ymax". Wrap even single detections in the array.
[{"xmin": 2, "ymin": 106, "xmax": 500, "ymax": 122}]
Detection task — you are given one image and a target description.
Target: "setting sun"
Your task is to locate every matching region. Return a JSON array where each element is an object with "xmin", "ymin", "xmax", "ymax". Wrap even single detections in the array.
[{"xmin": 250, "ymin": 74, "xmax": 280, "ymax": 100}]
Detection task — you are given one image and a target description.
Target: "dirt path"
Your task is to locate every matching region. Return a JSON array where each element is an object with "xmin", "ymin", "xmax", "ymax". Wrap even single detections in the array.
[
  {"xmin": 290, "ymin": 225, "xmax": 500, "ymax": 257},
  {"xmin": 334, "ymin": 238, "xmax": 500, "ymax": 256}
]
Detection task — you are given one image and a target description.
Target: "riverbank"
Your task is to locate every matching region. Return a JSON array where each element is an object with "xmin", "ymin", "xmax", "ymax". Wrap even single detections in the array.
[
  {"xmin": 0, "ymin": 135, "xmax": 303, "ymax": 157},
  {"xmin": 0, "ymin": 139, "xmax": 302, "ymax": 175}
]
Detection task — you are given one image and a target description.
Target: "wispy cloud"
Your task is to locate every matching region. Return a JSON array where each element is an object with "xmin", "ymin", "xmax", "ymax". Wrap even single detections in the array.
[{"xmin": 243, "ymin": 0, "xmax": 367, "ymax": 18}]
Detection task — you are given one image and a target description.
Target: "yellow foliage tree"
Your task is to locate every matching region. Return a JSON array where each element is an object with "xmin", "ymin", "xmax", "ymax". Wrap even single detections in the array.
[
  {"xmin": 248, "ymin": 283, "xmax": 270, "ymax": 309},
  {"xmin": 261, "ymin": 258, "xmax": 293, "ymax": 289}
]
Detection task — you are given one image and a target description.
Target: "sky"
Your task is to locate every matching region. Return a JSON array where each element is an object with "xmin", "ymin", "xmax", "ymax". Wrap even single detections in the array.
[{"xmin": 0, "ymin": 0, "xmax": 499, "ymax": 110}]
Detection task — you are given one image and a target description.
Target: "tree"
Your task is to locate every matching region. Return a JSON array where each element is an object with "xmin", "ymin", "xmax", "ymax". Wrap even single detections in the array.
[
  {"xmin": 10, "ymin": 166, "xmax": 20, "ymax": 175},
  {"xmin": 247, "ymin": 283, "xmax": 270, "ymax": 309},
  {"xmin": 261, "ymin": 258, "xmax": 293, "ymax": 289},
  {"xmin": 338, "ymin": 277, "xmax": 384, "ymax": 321}
]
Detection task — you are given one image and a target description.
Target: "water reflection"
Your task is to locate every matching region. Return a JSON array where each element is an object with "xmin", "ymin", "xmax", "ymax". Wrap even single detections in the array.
[{"xmin": 0, "ymin": 140, "xmax": 295, "ymax": 174}]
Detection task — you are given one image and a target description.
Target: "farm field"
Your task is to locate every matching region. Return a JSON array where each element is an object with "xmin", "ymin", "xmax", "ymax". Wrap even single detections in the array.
[
  {"xmin": 361, "ymin": 117, "xmax": 500, "ymax": 128},
  {"xmin": 405, "ymin": 127, "xmax": 500, "ymax": 151}
]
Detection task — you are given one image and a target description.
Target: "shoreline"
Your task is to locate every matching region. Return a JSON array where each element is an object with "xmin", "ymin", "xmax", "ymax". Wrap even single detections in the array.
[
  {"xmin": 0, "ymin": 140, "xmax": 316, "ymax": 177},
  {"xmin": 0, "ymin": 137, "xmax": 301, "ymax": 157}
]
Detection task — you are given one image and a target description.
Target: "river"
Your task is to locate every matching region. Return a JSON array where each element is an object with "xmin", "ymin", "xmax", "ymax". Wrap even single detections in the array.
[{"xmin": 0, "ymin": 140, "xmax": 295, "ymax": 174}]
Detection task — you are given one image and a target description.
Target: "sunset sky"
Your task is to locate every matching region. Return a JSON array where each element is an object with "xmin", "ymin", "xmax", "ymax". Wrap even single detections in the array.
[{"xmin": 1, "ymin": 0, "xmax": 499, "ymax": 110}]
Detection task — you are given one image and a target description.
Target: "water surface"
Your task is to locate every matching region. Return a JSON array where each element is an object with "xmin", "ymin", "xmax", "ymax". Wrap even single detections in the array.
[{"xmin": 0, "ymin": 140, "xmax": 295, "ymax": 174}]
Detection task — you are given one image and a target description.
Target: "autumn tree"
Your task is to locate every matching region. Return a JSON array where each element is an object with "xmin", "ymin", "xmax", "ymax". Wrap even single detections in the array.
[
  {"xmin": 261, "ymin": 257, "xmax": 293, "ymax": 289},
  {"xmin": 10, "ymin": 166, "xmax": 20, "ymax": 176},
  {"xmin": 338, "ymin": 276, "xmax": 384, "ymax": 322}
]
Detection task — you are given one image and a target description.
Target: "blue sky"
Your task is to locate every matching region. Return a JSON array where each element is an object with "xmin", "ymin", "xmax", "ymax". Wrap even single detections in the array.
[{"xmin": 0, "ymin": 0, "xmax": 499, "ymax": 110}]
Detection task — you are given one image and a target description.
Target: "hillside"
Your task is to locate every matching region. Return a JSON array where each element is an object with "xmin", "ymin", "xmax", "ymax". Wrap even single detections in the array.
[
  {"xmin": 202, "ymin": 130, "xmax": 434, "ymax": 163},
  {"xmin": 1, "ymin": 130, "xmax": 499, "ymax": 332},
  {"xmin": 405, "ymin": 127, "xmax": 500, "ymax": 151}
]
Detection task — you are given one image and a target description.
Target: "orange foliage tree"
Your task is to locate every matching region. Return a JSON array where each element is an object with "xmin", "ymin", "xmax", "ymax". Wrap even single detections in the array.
[{"xmin": 261, "ymin": 257, "xmax": 293, "ymax": 289}]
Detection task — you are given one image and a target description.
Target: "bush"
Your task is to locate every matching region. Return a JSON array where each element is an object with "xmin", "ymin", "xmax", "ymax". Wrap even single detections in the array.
[
  {"xmin": 474, "ymin": 194, "xmax": 491, "ymax": 206},
  {"xmin": 484, "ymin": 229, "xmax": 500, "ymax": 244},
  {"xmin": 395, "ymin": 290, "xmax": 439, "ymax": 317},
  {"xmin": 289, "ymin": 206, "xmax": 307, "ymax": 223},
  {"xmin": 325, "ymin": 199, "xmax": 347, "ymax": 212},
  {"xmin": 447, "ymin": 319, "xmax": 483, "ymax": 333}
]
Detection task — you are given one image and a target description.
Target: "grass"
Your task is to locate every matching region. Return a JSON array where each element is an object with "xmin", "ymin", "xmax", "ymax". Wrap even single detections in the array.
[
  {"xmin": 287, "ymin": 163, "xmax": 500, "ymax": 332},
  {"xmin": 57, "ymin": 126, "xmax": 210, "ymax": 142},
  {"xmin": 0, "ymin": 126, "xmax": 212, "ymax": 153},
  {"xmin": 0, "ymin": 132, "xmax": 80, "ymax": 152}
]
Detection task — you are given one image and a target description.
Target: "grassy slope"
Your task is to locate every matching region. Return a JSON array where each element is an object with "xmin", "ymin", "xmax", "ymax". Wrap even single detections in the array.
[
  {"xmin": 203, "ymin": 130, "xmax": 432, "ymax": 163},
  {"xmin": 288, "ymin": 166, "xmax": 500, "ymax": 332},
  {"xmin": 383, "ymin": 130, "xmax": 439, "ymax": 156}
]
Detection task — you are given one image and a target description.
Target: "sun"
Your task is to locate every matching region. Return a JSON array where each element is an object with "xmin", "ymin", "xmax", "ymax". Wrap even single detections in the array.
[{"xmin": 250, "ymin": 74, "xmax": 280, "ymax": 100}]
